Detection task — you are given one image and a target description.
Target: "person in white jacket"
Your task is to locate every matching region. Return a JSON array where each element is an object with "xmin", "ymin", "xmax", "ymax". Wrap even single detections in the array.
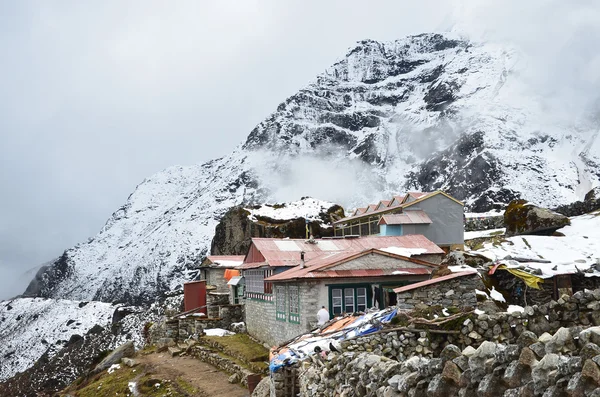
[{"xmin": 317, "ymin": 306, "xmax": 330, "ymax": 326}]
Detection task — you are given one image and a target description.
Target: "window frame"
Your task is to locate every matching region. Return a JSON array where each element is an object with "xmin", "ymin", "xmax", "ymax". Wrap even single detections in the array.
[
  {"xmin": 288, "ymin": 285, "xmax": 300, "ymax": 323},
  {"xmin": 328, "ymin": 284, "xmax": 372, "ymax": 316},
  {"xmin": 275, "ymin": 285, "xmax": 286, "ymax": 321}
]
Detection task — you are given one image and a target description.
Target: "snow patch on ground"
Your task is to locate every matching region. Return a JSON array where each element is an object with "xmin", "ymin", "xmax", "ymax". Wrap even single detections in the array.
[
  {"xmin": 507, "ymin": 305, "xmax": 524, "ymax": 313},
  {"xmin": 489, "ymin": 286, "xmax": 506, "ymax": 303},
  {"xmin": 465, "ymin": 210, "xmax": 505, "ymax": 218},
  {"xmin": 475, "ymin": 212, "xmax": 600, "ymax": 278},
  {"xmin": 465, "ymin": 228, "xmax": 505, "ymax": 240},
  {"xmin": 203, "ymin": 328, "xmax": 235, "ymax": 337}
]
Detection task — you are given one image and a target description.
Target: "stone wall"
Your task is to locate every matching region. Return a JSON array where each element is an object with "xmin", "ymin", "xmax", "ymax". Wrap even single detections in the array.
[
  {"xmin": 288, "ymin": 289, "xmax": 600, "ymax": 396},
  {"xmin": 465, "ymin": 215, "xmax": 504, "ymax": 231},
  {"xmin": 153, "ymin": 304, "xmax": 243, "ymax": 343},
  {"xmin": 207, "ymin": 292, "xmax": 230, "ymax": 318},
  {"xmin": 299, "ymin": 329, "xmax": 600, "ymax": 396},
  {"xmin": 245, "ymin": 288, "xmax": 315, "ymax": 347},
  {"xmin": 190, "ymin": 345, "xmax": 254, "ymax": 387},
  {"xmin": 205, "ymin": 268, "xmax": 228, "ymax": 292},
  {"xmin": 396, "ymin": 274, "xmax": 482, "ymax": 310}
]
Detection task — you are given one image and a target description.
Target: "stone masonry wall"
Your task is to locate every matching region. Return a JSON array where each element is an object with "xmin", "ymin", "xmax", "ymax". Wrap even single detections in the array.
[
  {"xmin": 300, "ymin": 329, "xmax": 600, "ymax": 397},
  {"xmin": 246, "ymin": 283, "xmax": 318, "ymax": 346},
  {"xmin": 396, "ymin": 274, "xmax": 482, "ymax": 310},
  {"xmin": 190, "ymin": 345, "xmax": 254, "ymax": 387},
  {"xmin": 153, "ymin": 305, "xmax": 243, "ymax": 343},
  {"xmin": 465, "ymin": 215, "xmax": 504, "ymax": 231},
  {"xmin": 294, "ymin": 289, "xmax": 600, "ymax": 396}
]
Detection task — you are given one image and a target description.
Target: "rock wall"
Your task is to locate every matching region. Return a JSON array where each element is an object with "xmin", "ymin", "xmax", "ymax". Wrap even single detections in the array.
[
  {"xmin": 210, "ymin": 203, "xmax": 344, "ymax": 256},
  {"xmin": 152, "ymin": 304, "xmax": 244, "ymax": 342},
  {"xmin": 190, "ymin": 345, "xmax": 254, "ymax": 387},
  {"xmin": 464, "ymin": 215, "xmax": 504, "ymax": 231},
  {"xmin": 554, "ymin": 187, "xmax": 600, "ymax": 217},
  {"xmin": 245, "ymin": 282, "xmax": 320, "ymax": 346},
  {"xmin": 396, "ymin": 274, "xmax": 482, "ymax": 310},
  {"xmin": 299, "ymin": 328, "xmax": 600, "ymax": 396},
  {"xmin": 291, "ymin": 289, "xmax": 600, "ymax": 397}
]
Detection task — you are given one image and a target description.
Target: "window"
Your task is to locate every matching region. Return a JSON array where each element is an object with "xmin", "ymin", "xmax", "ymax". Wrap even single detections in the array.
[
  {"xmin": 332, "ymin": 289, "xmax": 343, "ymax": 315},
  {"xmin": 357, "ymin": 287, "xmax": 367, "ymax": 312},
  {"xmin": 344, "ymin": 288, "xmax": 355, "ymax": 313},
  {"xmin": 264, "ymin": 269, "xmax": 273, "ymax": 294},
  {"xmin": 275, "ymin": 286, "xmax": 286, "ymax": 321},
  {"xmin": 245, "ymin": 270, "xmax": 265, "ymax": 294},
  {"xmin": 288, "ymin": 286, "xmax": 300, "ymax": 323},
  {"xmin": 330, "ymin": 286, "xmax": 370, "ymax": 315}
]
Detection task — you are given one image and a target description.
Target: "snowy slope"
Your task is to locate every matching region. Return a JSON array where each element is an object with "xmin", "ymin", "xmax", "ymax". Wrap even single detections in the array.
[
  {"xmin": 246, "ymin": 197, "xmax": 338, "ymax": 226},
  {"xmin": 24, "ymin": 32, "xmax": 600, "ymax": 307},
  {"xmin": 0, "ymin": 297, "xmax": 116, "ymax": 381},
  {"xmin": 475, "ymin": 210, "xmax": 600, "ymax": 278}
]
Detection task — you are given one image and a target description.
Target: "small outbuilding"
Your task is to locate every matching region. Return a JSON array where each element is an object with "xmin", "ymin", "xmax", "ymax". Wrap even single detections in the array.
[
  {"xmin": 394, "ymin": 270, "xmax": 483, "ymax": 310},
  {"xmin": 199, "ymin": 255, "xmax": 244, "ymax": 293}
]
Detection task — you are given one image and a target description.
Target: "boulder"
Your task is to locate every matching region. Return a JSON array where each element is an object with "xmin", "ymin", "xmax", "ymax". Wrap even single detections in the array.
[
  {"xmin": 93, "ymin": 341, "xmax": 135, "ymax": 374},
  {"xmin": 156, "ymin": 337, "xmax": 176, "ymax": 352},
  {"xmin": 168, "ymin": 346, "xmax": 182, "ymax": 357},
  {"xmin": 251, "ymin": 376, "xmax": 270, "ymax": 397},
  {"xmin": 504, "ymin": 200, "xmax": 570, "ymax": 237},
  {"xmin": 121, "ymin": 358, "xmax": 138, "ymax": 367}
]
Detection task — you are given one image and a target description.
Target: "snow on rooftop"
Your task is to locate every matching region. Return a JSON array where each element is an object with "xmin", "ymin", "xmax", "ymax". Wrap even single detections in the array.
[
  {"xmin": 392, "ymin": 270, "xmax": 412, "ymax": 275},
  {"xmin": 380, "ymin": 247, "xmax": 428, "ymax": 257},
  {"xmin": 474, "ymin": 211, "xmax": 600, "ymax": 278},
  {"xmin": 212, "ymin": 260, "xmax": 243, "ymax": 268},
  {"xmin": 246, "ymin": 198, "xmax": 337, "ymax": 226}
]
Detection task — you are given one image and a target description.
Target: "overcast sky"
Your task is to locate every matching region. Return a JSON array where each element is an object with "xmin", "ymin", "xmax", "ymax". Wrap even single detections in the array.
[{"xmin": 1, "ymin": 1, "xmax": 599, "ymax": 300}]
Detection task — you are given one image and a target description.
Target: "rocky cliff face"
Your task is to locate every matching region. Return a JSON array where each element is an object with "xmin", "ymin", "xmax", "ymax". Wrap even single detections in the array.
[{"xmin": 210, "ymin": 198, "xmax": 345, "ymax": 256}]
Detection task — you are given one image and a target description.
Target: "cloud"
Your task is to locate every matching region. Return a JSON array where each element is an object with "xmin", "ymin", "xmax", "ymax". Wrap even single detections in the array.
[
  {"xmin": 451, "ymin": 0, "xmax": 600, "ymax": 124},
  {"xmin": 248, "ymin": 148, "xmax": 386, "ymax": 210}
]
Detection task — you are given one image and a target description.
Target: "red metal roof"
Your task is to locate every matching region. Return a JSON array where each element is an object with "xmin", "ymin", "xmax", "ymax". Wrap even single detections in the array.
[
  {"xmin": 238, "ymin": 261, "xmax": 268, "ymax": 270},
  {"xmin": 379, "ymin": 211, "xmax": 432, "ymax": 225},
  {"xmin": 335, "ymin": 192, "xmax": 433, "ymax": 224},
  {"xmin": 246, "ymin": 235, "xmax": 444, "ymax": 268},
  {"xmin": 377, "ymin": 200, "xmax": 391, "ymax": 209},
  {"xmin": 393, "ymin": 271, "xmax": 478, "ymax": 293},
  {"xmin": 334, "ymin": 191, "xmax": 463, "ymax": 225},
  {"xmin": 265, "ymin": 248, "xmax": 439, "ymax": 282},
  {"xmin": 302, "ymin": 268, "xmax": 431, "ymax": 279},
  {"xmin": 354, "ymin": 207, "xmax": 367, "ymax": 216},
  {"xmin": 406, "ymin": 192, "xmax": 428, "ymax": 200},
  {"xmin": 365, "ymin": 204, "xmax": 378, "ymax": 213}
]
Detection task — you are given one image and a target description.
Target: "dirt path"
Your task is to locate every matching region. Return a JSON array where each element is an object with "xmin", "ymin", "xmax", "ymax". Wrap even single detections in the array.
[{"xmin": 139, "ymin": 352, "xmax": 249, "ymax": 397}]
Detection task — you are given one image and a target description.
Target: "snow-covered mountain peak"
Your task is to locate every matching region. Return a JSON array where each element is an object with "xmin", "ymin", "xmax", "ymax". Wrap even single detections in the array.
[{"xmin": 20, "ymin": 31, "xmax": 600, "ymax": 307}]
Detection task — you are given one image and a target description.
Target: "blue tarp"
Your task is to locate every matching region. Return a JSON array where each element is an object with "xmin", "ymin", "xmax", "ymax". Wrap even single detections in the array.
[{"xmin": 269, "ymin": 308, "xmax": 398, "ymax": 373}]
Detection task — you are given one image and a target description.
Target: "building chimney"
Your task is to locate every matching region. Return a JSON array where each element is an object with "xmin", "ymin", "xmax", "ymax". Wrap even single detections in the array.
[{"xmin": 300, "ymin": 251, "xmax": 305, "ymax": 268}]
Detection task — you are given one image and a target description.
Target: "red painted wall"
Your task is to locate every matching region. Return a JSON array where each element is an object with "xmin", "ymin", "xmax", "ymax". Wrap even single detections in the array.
[{"xmin": 183, "ymin": 280, "xmax": 207, "ymax": 313}]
